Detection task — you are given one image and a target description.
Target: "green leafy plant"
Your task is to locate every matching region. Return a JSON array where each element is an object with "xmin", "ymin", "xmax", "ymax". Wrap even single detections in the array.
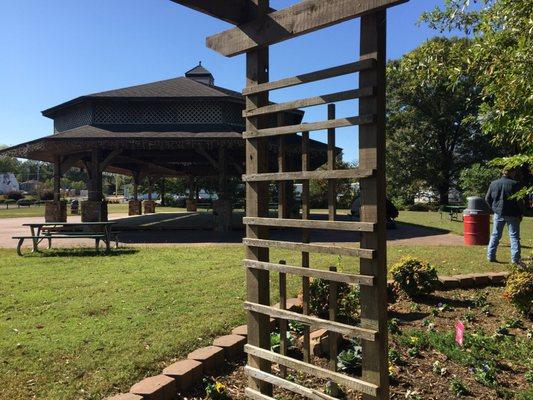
[
  {"xmin": 473, "ymin": 362, "xmax": 498, "ymax": 387},
  {"xmin": 450, "ymin": 378, "xmax": 469, "ymax": 397},
  {"xmin": 270, "ymin": 332, "xmax": 293, "ymax": 353},
  {"xmin": 389, "ymin": 348, "xmax": 401, "ymax": 365},
  {"xmin": 337, "ymin": 340, "xmax": 362, "ymax": 373},
  {"xmin": 390, "ymin": 257, "xmax": 439, "ymax": 298},
  {"xmin": 388, "ymin": 318, "xmax": 401, "ymax": 335},
  {"xmin": 525, "ymin": 370, "xmax": 533, "ymax": 384},
  {"xmin": 204, "ymin": 378, "xmax": 230, "ymax": 400},
  {"xmin": 288, "ymin": 321, "xmax": 305, "ymax": 335},
  {"xmin": 432, "ymin": 360, "xmax": 447, "ymax": 376},
  {"xmin": 463, "ymin": 311, "xmax": 475, "ymax": 323},
  {"xmin": 503, "ymin": 268, "xmax": 532, "ymax": 315}
]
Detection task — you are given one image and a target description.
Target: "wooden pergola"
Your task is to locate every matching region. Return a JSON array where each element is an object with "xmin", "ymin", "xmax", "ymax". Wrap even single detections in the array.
[{"xmin": 170, "ymin": 0, "xmax": 408, "ymax": 399}]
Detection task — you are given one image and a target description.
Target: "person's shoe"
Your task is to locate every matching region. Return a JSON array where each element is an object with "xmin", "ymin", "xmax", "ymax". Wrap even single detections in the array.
[{"xmin": 512, "ymin": 260, "xmax": 528, "ymax": 269}]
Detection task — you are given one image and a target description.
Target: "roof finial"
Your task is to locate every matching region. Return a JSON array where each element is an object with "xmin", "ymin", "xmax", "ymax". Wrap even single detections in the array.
[{"xmin": 199, "ymin": 61, "xmax": 202, "ymax": 66}]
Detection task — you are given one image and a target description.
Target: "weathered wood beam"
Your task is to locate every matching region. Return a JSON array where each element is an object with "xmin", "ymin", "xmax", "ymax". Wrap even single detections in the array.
[
  {"xmin": 170, "ymin": 0, "xmax": 275, "ymax": 25},
  {"xmin": 206, "ymin": 0, "xmax": 407, "ymax": 57}
]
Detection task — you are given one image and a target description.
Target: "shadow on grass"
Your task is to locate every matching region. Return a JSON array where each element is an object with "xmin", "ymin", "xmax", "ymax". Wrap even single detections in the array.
[{"xmin": 36, "ymin": 248, "xmax": 139, "ymax": 258}]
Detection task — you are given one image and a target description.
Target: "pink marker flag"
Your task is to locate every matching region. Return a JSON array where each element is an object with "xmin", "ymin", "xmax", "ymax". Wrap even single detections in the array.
[{"xmin": 455, "ymin": 320, "xmax": 465, "ymax": 346}]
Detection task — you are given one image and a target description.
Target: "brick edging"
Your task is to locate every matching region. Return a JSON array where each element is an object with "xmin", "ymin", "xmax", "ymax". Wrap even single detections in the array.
[{"xmin": 106, "ymin": 272, "xmax": 509, "ymax": 399}]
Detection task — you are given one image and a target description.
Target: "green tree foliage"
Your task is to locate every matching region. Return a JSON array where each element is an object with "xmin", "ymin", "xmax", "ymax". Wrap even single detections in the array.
[
  {"xmin": 309, "ymin": 158, "xmax": 357, "ymax": 208},
  {"xmin": 421, "ymin": 0, "xmax": 532, "ymax": 197},
  {"xmin": 459, "ymin": 163, "xmax": 500, "ymax": 197},
  {"xmin": 386, "ymin": 37, "xmax": 500, "ymax": 205}
]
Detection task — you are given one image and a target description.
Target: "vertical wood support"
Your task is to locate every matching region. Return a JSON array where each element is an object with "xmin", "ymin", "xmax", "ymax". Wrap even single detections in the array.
[
  {"xmin": 359, "ymin": 10, "xmax": 389, "ymax": 400},
  {"xmin": 218, "ymin": 146, "xmax": 228, "ymax": 199},
  {"xmin": 245, "ymin": 0, "xmax": 271, "ymax": 395},
  {"xmin": 53, "ymin": 155, "xmax": 61, "ymax": 202},
  {"xmin": 301, "ymin": 131, "xmax": 311, "ymax": 364},
  {"xmin": 327, "ymin": 104, "xmax": 336, "ymax": 220},
  {"xmin": 88, "ymin": 149, "xmax": 102, "ymax": 202},
  {"xmin": 278, "ymin": 259, "xmax": 288, "ymax": 378},
  {"xmin": 328, "ymin": 265, "xmax": 339, "ymax": 397},
  {"xmin": 277, "ymin": 114, "xmax": 287, "ymax": 219},
  {"xmin": 132, "ymin": 171, "xmax": 140, "ymax": 201}
]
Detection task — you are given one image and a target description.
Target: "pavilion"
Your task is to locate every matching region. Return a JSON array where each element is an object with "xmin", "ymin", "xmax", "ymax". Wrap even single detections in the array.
[{"xmin": 0, "ymin": 64, "xmax": 331, "ymax": 231}]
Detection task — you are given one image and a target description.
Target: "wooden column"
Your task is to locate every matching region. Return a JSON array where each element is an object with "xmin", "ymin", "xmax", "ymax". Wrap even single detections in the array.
[
  {"xmin": 301, "ymin": 131, "xmax": 311, "ymax": 363},
  {"xmin": 359, "ymin": 10, "xmax": 389, "ymax": 400},
  {"xmin": 88, "ymin": 149, "xmax": 102, "ymax": 201},
  {"xmin": 218, "ymin": 146, "xmax": 228, "ymax": 199},
  {"xmin": 53, "ymin": 155, "xmax": 61, "ymax": 202},
  {"xmin": 245, "ymin": 0, "xmax": 271, "ymax": 395},
  {"xmin": 132, "ymin": 172, "xmax": 140, "ymax": 201},
  {"xmin": 147, "ymin": 177, "xmax": 153, "ymax": 201},
  {"xmin": 277, "ymin": 114, "xmax": 287, "ymax": 219},
  {"xmin": 327, "ymin": 104, "xmax": 336, "ymax": 220},
  {"xmin": 188, "ymin": 175, "xmax": 195, "ymax": 201}
]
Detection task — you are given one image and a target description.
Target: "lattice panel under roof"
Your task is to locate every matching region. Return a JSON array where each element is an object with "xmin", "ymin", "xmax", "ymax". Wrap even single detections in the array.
[
  {"xmin": 54, "ymin": 103, "xmax": 93, "ymax": 133},
  {"xmin": 93, "ymin": 100, "xmax": 230, "ymax": 126}
]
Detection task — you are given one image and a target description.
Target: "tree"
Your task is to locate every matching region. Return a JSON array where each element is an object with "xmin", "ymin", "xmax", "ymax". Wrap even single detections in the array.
[
  {"xmin": 386, "ymin": 37, "xmax": 502, "ymax": 205},
  {"xmin": 0, "ymin": 146, "xmax": 20, "ymax": 175},
  {"xmin": 421, "ymin": 0, "xmax": 532, "ymax": 198},
  {"xmin": 459, "ymin": 163, "xmax": 499, "ymax": 197}
]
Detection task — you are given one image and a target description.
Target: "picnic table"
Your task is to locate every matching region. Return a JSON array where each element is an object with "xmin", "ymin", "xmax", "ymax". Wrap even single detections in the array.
[
  {"xmin": 14, "ymin": 221, "xmax": 118, "ymax": 256},
  {"xmin": 439, "ymin": 205, "xmax": 465, "ymax": 221}
]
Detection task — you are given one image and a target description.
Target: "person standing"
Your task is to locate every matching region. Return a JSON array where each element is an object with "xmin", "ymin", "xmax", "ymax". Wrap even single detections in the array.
[{"xmin": 485, "ymin": 168, "xmax": 524, "ymax": 264}]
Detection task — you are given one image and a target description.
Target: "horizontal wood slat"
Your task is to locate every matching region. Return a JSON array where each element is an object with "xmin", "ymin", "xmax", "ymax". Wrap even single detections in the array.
[
  {"xmin": 243, "ymin": 116, "xmax": 374, "ymax": 139},
  {"xmin": 244, "ymin": 302, "xmax": 377, "ymax": 340},
  {"xmin": 206, "ymin": 0, "xmax": 408, "ymax": 56},
  {"xmin": 245, "ymin": 388, "xmax": 276, "ymax": 400},
  {"xmin": 243, "ymin": 238, "xmax": 374, "ymax": 259},
  {"xmin": 245, "ymin": 345, "xmax": 379, "ymax": 397},
  {"xmin": 243, "ymin": 60, "xmax": 375, "ymax": 96},
  {"xmin": 243, "ymin": 217, "xmax": 375, "ymax": 232},
  {"xmin": 244, "ymin": 87, "xmax": 375, "ymax": 117},
  {"xmin": 244, "ymin": 366, "xmax": 338, "ymax": 400},
  {"xmin": 244, "ymin": 259, "xmax": 374, "ymax": 286},
  {"xmin": 242, "ymin": 168, "xmax": 374, "ymax": 182}
]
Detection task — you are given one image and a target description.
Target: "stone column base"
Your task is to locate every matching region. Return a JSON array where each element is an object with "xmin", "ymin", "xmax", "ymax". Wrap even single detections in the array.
[
  {"xmin": 186, "ymin": 199, "xmax": 197, "ymax": 212},
  {"xmin": 129, "ymin": 200, "xmax": 142, "ymax": 216},
  {"xmin": 213, "ymin": 199, "xmax": 233, "ymax": 232},
  {"xmin": 45, "ymin": 201, "xmax": 67, "ymax": 222},
  {"xmin": 81, "ymin": 201, "xmax": 108, "ymax": 222},
  {"xmin": 143, "ymin": 200, "xmax": 156, "ymax": 214}
]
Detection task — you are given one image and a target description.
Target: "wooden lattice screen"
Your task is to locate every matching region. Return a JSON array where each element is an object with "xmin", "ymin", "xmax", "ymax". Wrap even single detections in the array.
[{"xmin": 173, "ymin": 1, "xmax": 409, "ymax": 398}]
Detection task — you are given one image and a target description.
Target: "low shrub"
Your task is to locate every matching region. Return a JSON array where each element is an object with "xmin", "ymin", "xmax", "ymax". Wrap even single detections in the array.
[
  {"xmin": 6, "ymin": 191, "xmax": 23, "ymax": 201},
  {"xmin": 337, "ymin": 340, "xmax": 362, "ymax": 373},
  {"xmin": 308, "ymin": 278, "xmax": 360, "ymax": 322},
  {"xmin": 16, "ymin": 199, "xmax": 33, "ymax": 207},
  {"xmin": 39, "ymin": 190, "xmax": 54, "ymax": 201},
  {"xmin": 503, "ymin": 268, "xmax": 532, "ymax": 315},
  {"xmin": 390, "ymin": 256, "xmax": 439, "ymax": 298}
]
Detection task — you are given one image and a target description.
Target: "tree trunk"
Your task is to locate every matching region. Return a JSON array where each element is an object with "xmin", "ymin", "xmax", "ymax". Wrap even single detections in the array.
[{"xmin": 438, "ymin": 185, "xmax": 449, "ymax": 205}]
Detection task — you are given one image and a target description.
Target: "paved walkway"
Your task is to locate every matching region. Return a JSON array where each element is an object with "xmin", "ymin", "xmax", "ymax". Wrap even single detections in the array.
[{"xmin": 0, "ymin": 212, "xmax": 463, "ymax": 250}]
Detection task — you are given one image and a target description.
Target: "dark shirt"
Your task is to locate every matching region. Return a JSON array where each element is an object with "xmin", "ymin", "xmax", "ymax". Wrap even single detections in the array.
[{"xmin": 485, "ymin": 176, "xmax": 523, "ymax": 217}]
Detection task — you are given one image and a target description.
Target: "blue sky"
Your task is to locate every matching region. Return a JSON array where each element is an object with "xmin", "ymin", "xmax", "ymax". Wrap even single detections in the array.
[{"xmin": 0, "ymin": 0, "xmax": 455, "ymax": 162}]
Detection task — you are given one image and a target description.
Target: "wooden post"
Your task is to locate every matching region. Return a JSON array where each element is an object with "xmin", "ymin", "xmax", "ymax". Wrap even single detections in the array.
[
  {"xmin": 328, "ymin": 265, "xmax": 339, "ymax": 397},
  {"xmin": 278, "ymin": 259, "xmax": 287, "ymax": 378},
  {"xmin": 132, "ymin": 171, "xmax": 140, "ymax": 201},
  {"xmin": 188, "ymin": 175, "xmax": 195, "ymax": 201},
  {"xmin": 277, "ymin": 114, "xmax": 287, "ymax": 219},
  {"xmin": 218, "ymin": 146, "xmax": 228, "ymax": 199},
  {"xmin": 88, "ymin": 149, "xmax": 102, "ymax": 202},
  {"xmin": 245, "ymin": 0, "xmax": 271, "ymax": 395},
  {"xmin": 53, "ymin": 155, "xmax": 61, "ymax": 202},
  {"xmin": 301, "ymin": 131, "xmax": 311, "ymax": 364},
  {"xmin": 359, "ymin": 10, "xmax": 389, "ymax": 400},
  {"xmin": 147, "ymin": 177, "xmax": 153, "ymax": 201},
  {"xmin": 327, "ymin": 104, "xmax": 336, "ymax": 220}
]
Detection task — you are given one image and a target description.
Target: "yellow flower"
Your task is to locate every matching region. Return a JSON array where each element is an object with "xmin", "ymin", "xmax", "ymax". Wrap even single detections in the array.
[
  {"xmin": 215, "ymin": 382, "xmax": 225, "ymax": 393},
  {"xmin": 410, "ymin": 336, "xmax": 419, "ymax": 345}
]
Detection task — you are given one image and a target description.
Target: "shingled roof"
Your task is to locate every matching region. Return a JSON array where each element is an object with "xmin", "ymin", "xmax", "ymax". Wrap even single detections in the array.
[{"xmin": 42, "ymin": 76, "xmax": 243, "ymax": 117}]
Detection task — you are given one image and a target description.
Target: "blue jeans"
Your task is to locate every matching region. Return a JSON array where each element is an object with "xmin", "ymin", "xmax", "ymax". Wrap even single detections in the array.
[{"xmin": 487, "ymin": 214, "xmax": 521, "ymax": 263}]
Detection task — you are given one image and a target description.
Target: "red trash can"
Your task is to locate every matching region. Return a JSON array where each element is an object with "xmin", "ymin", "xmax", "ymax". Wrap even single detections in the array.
[{"xmin": 463, "ymin": 196, "xmax": 490, "ymax": 246}]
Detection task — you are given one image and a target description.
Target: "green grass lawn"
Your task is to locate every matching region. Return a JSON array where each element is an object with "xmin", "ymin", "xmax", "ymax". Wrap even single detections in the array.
[
  {"xmin": 0, "ymin": 242, "xmax": 514, "ymax": 400},
  {"xmin": 0, "ymin": 204, "xmax": 190, "ymax": 219}
]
